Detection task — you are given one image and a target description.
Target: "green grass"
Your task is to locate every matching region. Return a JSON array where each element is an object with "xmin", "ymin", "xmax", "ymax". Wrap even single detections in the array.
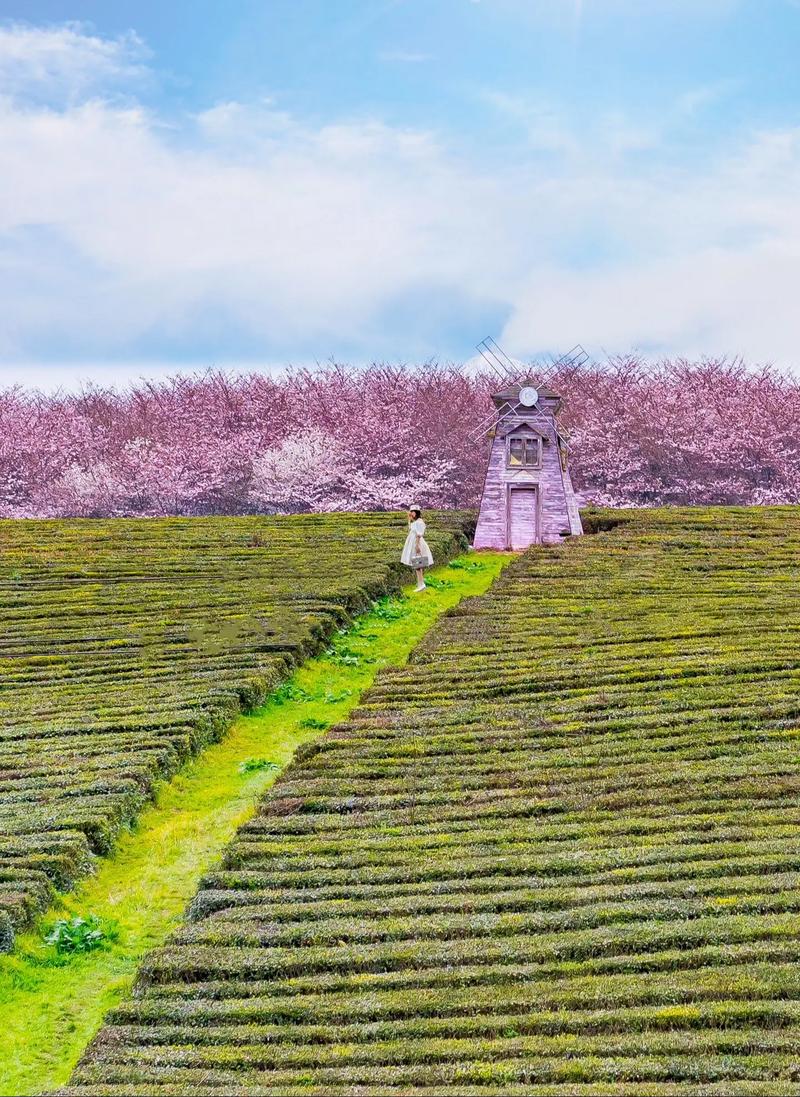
[
  {"xmin": 0, "ymin": 551, "xmax": 510, "ymax": 1097},
  {"xmin": 63, "ymin": 506, "xmax": 800, "ymax": 1096}
]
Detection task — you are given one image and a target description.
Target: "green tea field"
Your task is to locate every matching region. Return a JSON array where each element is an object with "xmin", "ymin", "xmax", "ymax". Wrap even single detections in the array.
[
  {"xmin": 65, "ymin": 507, "xmax": 800, "ymax": 1095},
  {"xmin": 0, "ymin": 512, "xmax": 473, "ymax": 938}
]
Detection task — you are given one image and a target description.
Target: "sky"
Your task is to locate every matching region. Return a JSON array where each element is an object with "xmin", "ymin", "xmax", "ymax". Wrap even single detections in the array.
[{"xmin": 2, "ymin": 0, "xmax": 800, "ymax": 389}]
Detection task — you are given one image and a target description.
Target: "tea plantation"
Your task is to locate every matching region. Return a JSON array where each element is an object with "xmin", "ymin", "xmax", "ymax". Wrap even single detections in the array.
[
  {"xmin": 0, "ymin": 512, "xmax": 472, "ymax": 938},
  {"xmin": 65, "ymin": 506, "xmax": 800, "ymax": 1095}
]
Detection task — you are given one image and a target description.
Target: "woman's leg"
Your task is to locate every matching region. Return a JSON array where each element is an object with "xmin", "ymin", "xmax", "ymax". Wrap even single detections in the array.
[{"xmin": 414, "ymin": 567, "xmax": 425, "ymax": 590}]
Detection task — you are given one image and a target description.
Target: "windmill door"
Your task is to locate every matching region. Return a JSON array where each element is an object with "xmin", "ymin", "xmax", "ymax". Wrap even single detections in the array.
[{"xmin": 508, "ymin": 486, "xmax": 539, "ymax": 550}]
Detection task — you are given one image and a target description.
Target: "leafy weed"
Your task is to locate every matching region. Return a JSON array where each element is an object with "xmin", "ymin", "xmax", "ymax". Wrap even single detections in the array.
[
  {"xmin": 44, "ymin": 914, "xmax": 116, "ymax": 956},
  {"xmin": 238, "ymin": 758, "xmax": 280, "ymax": 775}
]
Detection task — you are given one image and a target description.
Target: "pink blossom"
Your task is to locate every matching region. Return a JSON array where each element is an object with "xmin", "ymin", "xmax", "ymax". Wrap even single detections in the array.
[{"xmin": 1, "ymin": 357, "xmax": 798, "ymax": 517}]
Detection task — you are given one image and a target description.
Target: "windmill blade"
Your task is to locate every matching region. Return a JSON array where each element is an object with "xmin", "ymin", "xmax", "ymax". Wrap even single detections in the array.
[
  {"xmin": 476, "ymin": 337, "xmax": 510, "ymax": 376},
  {"xmin": 475, "ymin": 338, "xmax": 514, "ymax": 383},
  {"xmin": 476, "ymin": 337, "xmax": 535, "ymax": 384},
  {"xmin": 472, "ymin": 397, "xmax": 551, "ymax": 443},
  {"xmin": 538, "ymin": 344, "xmax": 590, "ymax": 386},
  {"xmin": 471, "ymin": 338, "xmax": 511, "ymax": 442},
  {"xmin": 469, "ymin": 398, "xmax": 518, "ymax": 443},
  {"xmin": 484, "ymin": 338, "xmax": 590, "ymax": 388},
  {"xmin": 546, "ymin": 344, "xmax": 589, "ymax": 370},
  {"xmin": 557, "ymin": 344, "xmax": 589, "ymax": 367},
  {"xmin": 470, "ymin": 408, "xmax": 502, "ymax": 443},
  {"xmin": 479, "ymin": 338, "xmax": 590, "ymax": 390},
  {"xmin": 475, "ymin": 339, "xmax": 507, "ymax": 381},
  {"xmin": 471, "ymin": 338, "xmax": 589, "ymax": 444},
  {"xmin": 481, "ymin": 337, "xmax": 522, "ymax": 381}
]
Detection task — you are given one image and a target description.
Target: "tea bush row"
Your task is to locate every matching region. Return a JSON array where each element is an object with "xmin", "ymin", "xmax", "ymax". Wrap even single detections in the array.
[
  {"xmin": 0, "ymin": 511, "xmax": 472, "ymax": 937},
  {"xmin": 67, "ymin": 507, "xmax": 800, "ymax": 1094}
]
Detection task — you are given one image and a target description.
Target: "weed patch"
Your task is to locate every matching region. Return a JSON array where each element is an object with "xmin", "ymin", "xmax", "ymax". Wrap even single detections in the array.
[
  {"xmin": 44, "ymin": 915, "xmax": 116, "ymax": 956},
  {"xmin": 237, "ymin": 759, "xmax": 280, "ymax": 775}
]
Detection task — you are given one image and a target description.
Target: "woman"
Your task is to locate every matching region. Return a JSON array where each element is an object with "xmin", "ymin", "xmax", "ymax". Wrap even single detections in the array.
[{"xmin": 401, "ymin": 507, "xmax": 434, "ymax": 592}]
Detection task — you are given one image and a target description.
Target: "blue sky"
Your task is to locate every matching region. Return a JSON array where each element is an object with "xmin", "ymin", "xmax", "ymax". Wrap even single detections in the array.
[{"xmin": 2, "ymin": 0, "xmax": 800, "ymax": 387}]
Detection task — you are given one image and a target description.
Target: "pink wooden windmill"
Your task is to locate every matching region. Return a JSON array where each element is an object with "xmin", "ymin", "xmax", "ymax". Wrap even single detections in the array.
[{"xmin": 472, "ymin": 339, "xmax": 587, "ymax": 551}]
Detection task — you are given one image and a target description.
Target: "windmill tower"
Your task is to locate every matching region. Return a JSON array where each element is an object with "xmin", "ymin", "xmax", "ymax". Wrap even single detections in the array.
[{"xmin": 472, "ymin": 340, "xmax": 586, "ymax": 551}]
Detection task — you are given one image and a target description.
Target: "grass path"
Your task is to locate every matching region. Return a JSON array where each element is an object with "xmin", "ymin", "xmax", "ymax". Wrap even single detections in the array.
[{"xmin": 0, "ymin": 551, "xmax": 510, "ymax": 1097}]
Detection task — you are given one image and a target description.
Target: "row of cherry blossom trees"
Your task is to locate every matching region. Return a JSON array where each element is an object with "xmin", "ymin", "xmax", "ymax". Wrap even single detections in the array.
[{"xmin": 1, "ymin": 357, "xmax": 798, "ymax": 517}]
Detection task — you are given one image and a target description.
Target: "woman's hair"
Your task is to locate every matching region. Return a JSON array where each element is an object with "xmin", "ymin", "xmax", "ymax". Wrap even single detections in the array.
[{"xmin": 408, "ymin": 507, "xmax": 422, "ymax": 519}]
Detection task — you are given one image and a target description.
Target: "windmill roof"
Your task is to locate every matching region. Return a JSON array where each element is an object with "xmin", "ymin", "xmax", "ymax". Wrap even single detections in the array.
[{"xmin": 496, "ymin": 418, "xmax": 550, "ymax": 437}]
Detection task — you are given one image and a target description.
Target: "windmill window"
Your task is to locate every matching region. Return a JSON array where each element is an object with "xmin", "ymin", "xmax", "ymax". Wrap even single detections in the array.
[{"xmin": 508, "ymin": 435, "xmax": 541, "ymax": 468}]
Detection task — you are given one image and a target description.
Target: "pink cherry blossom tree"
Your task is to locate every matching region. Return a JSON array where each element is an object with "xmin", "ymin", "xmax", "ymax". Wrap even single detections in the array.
[{"xmin": 1, "ymin": 357, "xmax": 798, "ymax": 517}]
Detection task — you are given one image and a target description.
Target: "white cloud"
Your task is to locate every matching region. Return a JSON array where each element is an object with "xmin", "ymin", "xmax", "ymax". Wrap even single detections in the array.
[
  {"xmin": 480, "ymin": 92, "xmax": 582, "ymax": 155},
  {"xmin": 0, "ymin": 22, "xmax": 149, "ymax": 103},
  {"xmin": 504, "ymin": 244, "xmax": 800, "ymax": 364},
  {"xmin": 0, "ymin": 359, "xmax": 291, "ymax": 392},
  {"xmin": 1, "ymin": 21, "xmax": 800, "ymax": 376},
  {"xmin": 676, "ymin": 81, "xmax": 737, "ymax": 117},
  {"xmin": 500, "ymin": 127, "xmax": 800, "ymax": 365},
  {"xmin": 0, "ymin": 86, "xmax": 506, "ymax": 360}
]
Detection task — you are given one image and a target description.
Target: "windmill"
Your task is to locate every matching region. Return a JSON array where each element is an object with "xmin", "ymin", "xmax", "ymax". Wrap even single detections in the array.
[
  {"xmin": 471, "ymin": 338, "xmax": 588, "ymax": 550},
  {"xmin": 470, "ymin": 338, "xmax": 589, "ymax": 443}
]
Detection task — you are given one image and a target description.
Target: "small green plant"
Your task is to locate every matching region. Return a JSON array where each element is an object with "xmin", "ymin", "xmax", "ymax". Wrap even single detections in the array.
[
  {"xmin": 423, "ymin": 576, "xmax": 452, "ymax": 590},
  {"xmin": 44, "ymin": 914, "xmax": 115, "ymax": 955},
  {"xmin": 447, "ymin": 558, "xmax": 485, "ymax": 572},
  {"xmin": 299, "ymin": 717, "xmax": 330, "ymax": 729},
  {"xmin": 328, "ymin": 644, "xmax": 378, "ymax": 666},
  {"xmin": 370, "ymin": 596, "xmax": 408, "ymax": 621},
  {"xmin": 238, "ymin": 758, "xmax": 280, "ymax": 775},
  {"xmin": 328, "ymin": 648, "xmax": 362, "ymax": 666},
  {"xmin": 273, "ymin": 682, "xmax": 313, "ymax": 704},
  {"xmin": 323, "ymin": 688, "xmax": 353, "ymax": 704}
]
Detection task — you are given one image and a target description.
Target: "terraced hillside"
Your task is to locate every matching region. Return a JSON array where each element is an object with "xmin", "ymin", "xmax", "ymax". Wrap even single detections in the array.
[
  {"xmin": 66, "ymin": 506, "xmax": 800, "ymax": 1096},
  {"xmin": 0, "ymin": 512, "xmax": 472, "ymax": 937}
]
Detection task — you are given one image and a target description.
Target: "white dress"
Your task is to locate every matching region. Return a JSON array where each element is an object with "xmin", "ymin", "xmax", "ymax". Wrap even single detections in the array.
[{"xmin": 401, "ymin": 518, "xmax": 434, "ymax": 568}]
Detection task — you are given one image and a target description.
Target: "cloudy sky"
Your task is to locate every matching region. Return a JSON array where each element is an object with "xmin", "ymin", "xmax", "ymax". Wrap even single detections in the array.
[{"xmin": 2, "ymin": 0, "xmax": 800, "ymax": 388}]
